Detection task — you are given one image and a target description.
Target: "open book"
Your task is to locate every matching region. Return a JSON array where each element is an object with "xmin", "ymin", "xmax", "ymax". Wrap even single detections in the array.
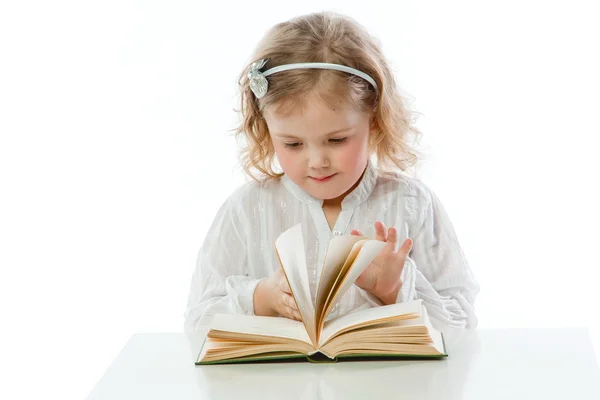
[{"xmin": 196, "ymin": 224, "xmax": 446, "ymax": 364}]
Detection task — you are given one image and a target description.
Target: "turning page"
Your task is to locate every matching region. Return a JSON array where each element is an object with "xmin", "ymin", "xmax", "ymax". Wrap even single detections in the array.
[
  {"xmin": 317, "ymin": 239, "xmax": 387, "ymax": 336},
  {"xmin": 315, "ymin": 235, "xmax": 367, "ymax": 324},
  {"xmin": 275, "ymin": 224, "xmax": 317, "ymax": 346},
  {"xmin": 328, "ymin": 239, "xmax": 387, "ymax": 309}
]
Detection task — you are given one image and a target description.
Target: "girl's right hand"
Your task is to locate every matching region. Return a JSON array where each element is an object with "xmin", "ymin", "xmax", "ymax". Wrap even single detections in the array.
[{"xmin": 254, "ymin": 269, "xmax": 302, "ymax": 321}]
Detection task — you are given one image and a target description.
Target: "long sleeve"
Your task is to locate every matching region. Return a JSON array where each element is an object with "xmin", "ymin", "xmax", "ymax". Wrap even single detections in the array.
[
  {"xmin": 183, "ymin": 192, "xmax": 262, "ymax": 333},
  {"xmin": 410, "ymin": 188, "xmax": 480, "ymax": 328}
]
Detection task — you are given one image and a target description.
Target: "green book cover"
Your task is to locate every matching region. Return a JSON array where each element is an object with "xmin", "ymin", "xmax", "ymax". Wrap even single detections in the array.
[{"xmin": 195, "ymin": 333, "xmax": 448, "ymax": 365}]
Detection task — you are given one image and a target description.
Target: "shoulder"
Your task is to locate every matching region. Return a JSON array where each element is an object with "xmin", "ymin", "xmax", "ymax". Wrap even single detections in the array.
[
  {"xmin": 220, "ymin": 176, "xmax": 284, "ymax": 213},
  {"xmin": 375, "ymin": 170, "xmax": 436, "ymax": 205},
  {"xmin": 373, "ymin": 170, "xmax": 441, "ymax": 228}
]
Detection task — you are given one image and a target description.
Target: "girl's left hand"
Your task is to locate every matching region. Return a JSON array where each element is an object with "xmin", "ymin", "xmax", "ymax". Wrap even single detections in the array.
[{"xmin": 351, "ymin": 221, "xmax": 413, "ymax": 305}]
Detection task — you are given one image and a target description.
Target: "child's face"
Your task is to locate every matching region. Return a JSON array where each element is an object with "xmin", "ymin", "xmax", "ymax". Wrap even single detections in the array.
[{"xmin": 264, "ymin": 95, "xmax": 372, "ymax": 201}]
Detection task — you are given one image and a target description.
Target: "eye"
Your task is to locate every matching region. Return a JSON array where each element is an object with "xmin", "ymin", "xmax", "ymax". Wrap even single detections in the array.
[
  {"xmin": 329, "ymin": 137, "xmax": 347, "ymax": 144},
  {"xmin": 285, "ymin": 142, "xmax": 302, "ymax": 148}
]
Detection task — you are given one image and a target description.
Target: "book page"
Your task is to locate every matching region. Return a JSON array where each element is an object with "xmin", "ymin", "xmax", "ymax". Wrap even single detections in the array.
[
  {"xmin": 209, "ymin": 313, "xmax": 312, "ymax": 344},
  {"xmin": 315, "ymin": 235, "xmax": 367, "ymax": 324},
  {"xmin": 317, "ymin": 239, "xmax": 386, "ymax": 336},
  {"xmin": 275, "ymin": 224, "xmax": 317, "ymax": 347},
  {"xmin": 326, "ymin": 239, "xmax": 386, "ymax": 312},
  {"xmin": 421, "ymin": 303, "xmax": 446, "ymax": 354},
  {"xmin": 317, "ymin": 240, "xmax": 364, "ymax": 337},
  {"xmin": 319, "ymin": 300, "xmax": 423, "ymax": 346}
]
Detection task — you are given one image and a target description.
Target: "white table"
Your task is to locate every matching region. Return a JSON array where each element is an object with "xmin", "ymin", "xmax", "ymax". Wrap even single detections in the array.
[{"xmin": 86, "ymin": 328, "xmax": 600, "ymax": 399}]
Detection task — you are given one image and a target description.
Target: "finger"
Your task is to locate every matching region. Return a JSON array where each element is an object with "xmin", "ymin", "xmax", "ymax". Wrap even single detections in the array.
[
  {"xmin": 279, "ymin": 298, "xmax": 290, "ymax": 318},
  {"xmin": 282, "ymin": 295, "xmax": 301, "ymax": 320},
  {"xmin": 385, "ymin": 227, "xmax": 398, "ymax": 251},
  {"xmin": 284, "ymin": 294, "xmax": 298, "ymax": 310},
  {"xmin": 398, "ymin": 238, "xmax": 413, "ymax": 256},
  {"xmin": 287, "ymin": 306, "xmax": 302, "ymax": 321},
  {"xmin": 288, "ymin": 299, "xmax": 300, "ymax": 320},
  {"xmin": 375, "ymin": 221, "xmax": 387, "ymax": 242},
  {"xmin": 350, "ymin": 229, "xmax": 364, "ymax": 236},
  {"xmin": 294, "ymin": 311, "xmax": 302, "ymax": 321},
  {"xmin": 278, "ymin": 279, "xmax": 291, "ymax": 294}
]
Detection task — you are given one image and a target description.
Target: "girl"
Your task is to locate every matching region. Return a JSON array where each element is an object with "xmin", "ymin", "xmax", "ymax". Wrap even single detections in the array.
[{"xmin": 184, "ymin": 12, "xmax": 479, "ymax": 332}]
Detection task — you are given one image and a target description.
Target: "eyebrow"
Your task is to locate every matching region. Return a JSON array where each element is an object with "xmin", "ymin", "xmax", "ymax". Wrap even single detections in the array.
[{"xmin": 274, "ymin": 127, "xmax": 353, "ymax": 140}]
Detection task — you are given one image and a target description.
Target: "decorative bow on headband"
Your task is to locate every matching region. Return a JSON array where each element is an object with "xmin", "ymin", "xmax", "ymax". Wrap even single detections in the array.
[{"xmin": 247, "ymin": 59, "xmax": 269, "ymax": 99}]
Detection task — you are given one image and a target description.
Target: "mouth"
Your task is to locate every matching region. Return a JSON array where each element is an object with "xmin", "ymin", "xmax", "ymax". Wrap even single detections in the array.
[{"xmin": 309, "ymin": 173, "xmax": 337, "ymax": 183}]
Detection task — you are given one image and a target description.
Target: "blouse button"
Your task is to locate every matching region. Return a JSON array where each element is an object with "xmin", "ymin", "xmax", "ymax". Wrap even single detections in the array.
[{"xmin": 333, "ymin": 230, "xmax": 342, "ymax": 236}]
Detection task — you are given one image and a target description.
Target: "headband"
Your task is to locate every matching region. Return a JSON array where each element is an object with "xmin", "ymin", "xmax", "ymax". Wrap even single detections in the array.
[{"xmin": 246, "ymin": 58, "xmax": 378, "ymax": 99}]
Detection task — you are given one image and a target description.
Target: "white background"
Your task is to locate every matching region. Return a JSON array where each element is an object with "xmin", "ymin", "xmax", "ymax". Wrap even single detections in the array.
[{"xmin": 1, "ymin": 1, "xmax": 599, "ymax": 399}]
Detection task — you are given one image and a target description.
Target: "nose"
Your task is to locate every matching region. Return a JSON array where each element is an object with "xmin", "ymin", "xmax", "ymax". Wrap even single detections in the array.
[{"xmin": 307, "ymin": 147, "xmax": 329, "ymax": 170}]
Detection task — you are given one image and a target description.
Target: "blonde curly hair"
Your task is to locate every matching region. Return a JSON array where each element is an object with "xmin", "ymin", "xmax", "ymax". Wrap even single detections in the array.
[{"xmin": 235, "ymin": 12, "xmax": 423, "ymax": 181}]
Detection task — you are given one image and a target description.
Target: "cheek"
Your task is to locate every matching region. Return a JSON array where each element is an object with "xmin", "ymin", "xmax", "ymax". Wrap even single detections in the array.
[
  {"xmin": 337, "ymin": 137, "xmax": 369, "ymax": 171},
  {"xmin": 273, "ymin": 144, "xmax": 299, "ymax": 174}
]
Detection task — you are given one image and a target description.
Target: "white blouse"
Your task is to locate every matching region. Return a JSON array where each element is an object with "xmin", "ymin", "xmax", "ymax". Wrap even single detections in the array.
[{"xmin": 184, "ymin": 162, "xmax": 479, "ymax": 332}]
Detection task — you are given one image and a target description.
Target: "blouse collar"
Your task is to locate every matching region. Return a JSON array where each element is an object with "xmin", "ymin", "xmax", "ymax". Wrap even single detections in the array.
[{"xmin": 281, "ymin": 160, "xmax": 378, "ymax": 210}]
